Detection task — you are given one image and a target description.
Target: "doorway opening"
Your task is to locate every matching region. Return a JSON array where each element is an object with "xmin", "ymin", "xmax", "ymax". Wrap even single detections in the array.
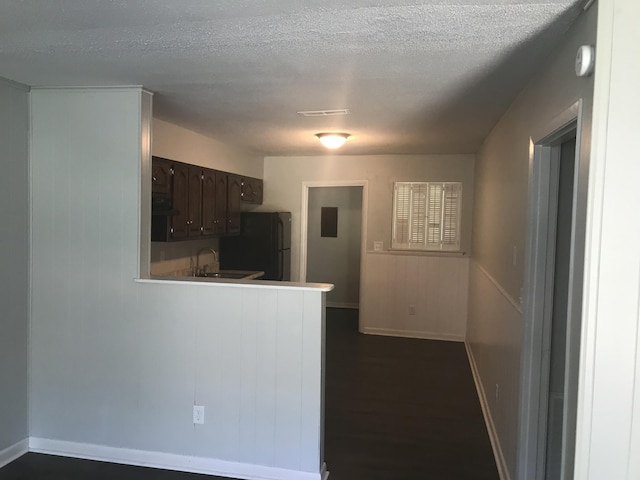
[
  {"xmin": 518, "ymin": 101, "xmax": 587, "ymax": 480},
  {"xmin": 300, "ymin": 181, "xmax": 368, "ymax": 310}
]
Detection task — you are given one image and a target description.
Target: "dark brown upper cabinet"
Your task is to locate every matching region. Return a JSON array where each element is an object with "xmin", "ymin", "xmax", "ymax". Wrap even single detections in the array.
[
  {"xmin": 241, "ymin": 176, "xmax": 263, "ymax": 204},
  {"xmin": 170, "ymin": 162, "xmax": 190, "ymax": 239},
  {"xmin": 151, "ymin": 157, "xmax": 247, "ymax": 241},
  {"xmin": 214, "ymin": 172, "xmax": 228, "ymax": 235},
  {"xmin": 227, "ymin": 174, "xmax": 242, "ymax": 235},
  {"xmin": 151, "ymin": 157, "xmax": 172, "ymax": 194},
  {"xmin": 202, "ymin": 170, "xmax": 228, "ymax": 236},
  {"xmin": 187, "ymin": 166, "xmax": 203, "ymax": 237}
]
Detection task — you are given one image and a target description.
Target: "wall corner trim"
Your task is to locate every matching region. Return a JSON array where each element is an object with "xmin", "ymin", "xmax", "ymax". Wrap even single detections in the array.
[
  {"xmin": 28, "ymin": 438, "xmax": 323, "ymax": 480},
  {"xmin": 465, "ymin": 343, "xmax": 511, "ymax": 480},
  {"xmin": 0, "ymin": 438, "xmax": 29, "ymax": 469}
]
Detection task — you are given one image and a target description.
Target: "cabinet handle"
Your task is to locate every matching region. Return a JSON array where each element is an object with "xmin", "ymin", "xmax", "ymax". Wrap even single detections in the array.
[{"xmin": 152, "ymin": 176, "xmax": 157, "ymax": 182}]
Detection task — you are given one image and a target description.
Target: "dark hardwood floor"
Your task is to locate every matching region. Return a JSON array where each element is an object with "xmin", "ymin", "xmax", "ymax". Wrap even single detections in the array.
[
  {"xmin": 0, "ymin": 454, "xmax": 222, "ymax": 480},
  {"xmin": 0, "ymin": 308, "xmax": 498, "ymax": 480},
  {"xmin": 324, "ymin": 308, "xmax": 499, "ymax": 480}
]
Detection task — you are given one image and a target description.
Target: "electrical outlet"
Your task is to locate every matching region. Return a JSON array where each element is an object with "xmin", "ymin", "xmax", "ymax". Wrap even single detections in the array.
[
  {"xmin": 373, "ymin": 241, "xmax": 383, "ymax": 251},
  {"xmin": 408, "ymin": 305, "xmax": 416, "ymax": 315},
  {"xmin": 193, "ymin": 405, "xmax": 204, "ymax": 425}
]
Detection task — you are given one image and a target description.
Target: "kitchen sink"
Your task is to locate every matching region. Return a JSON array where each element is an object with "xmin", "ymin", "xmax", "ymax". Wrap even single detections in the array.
[
  {"xmin": 195, "ymin": 269, "xmax": 264, "ymax": 280},
  {"xmin": 197, "ymin": 271, "xmax": 249, "ymax": 279}
]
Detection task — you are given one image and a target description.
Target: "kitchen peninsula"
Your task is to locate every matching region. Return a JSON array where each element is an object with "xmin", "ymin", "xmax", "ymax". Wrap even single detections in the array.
[{"xmin": 27, "ymin": 87, "xmax": 335, "ymax": 480}]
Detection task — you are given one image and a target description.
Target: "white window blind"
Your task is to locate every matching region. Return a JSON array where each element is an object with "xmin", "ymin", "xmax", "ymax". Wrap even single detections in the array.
[{"xmin": 392, "ymin": 182, "xmax": 462, "ymax": 251}]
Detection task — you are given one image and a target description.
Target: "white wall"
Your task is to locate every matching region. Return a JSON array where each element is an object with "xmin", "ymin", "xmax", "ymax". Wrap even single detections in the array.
[
  {"xmin": 575, "ymin": 0, "xmax": 640, "ymax": 477},
  {"xmin": 261, "ymin": 154, "xmax": 474, "ymax": 339},
  {"xmin": 0, "ymin": 77, "xmax": 29, "ymax": 461},
  {"xmin": 467, "ymin": 7, "xmax": 596, "ymax": 479},
  {"xmin": 29, "ymin": 88, "xmax": 327, "ymax": 480},
  {"xmin": 153, "ymin": 118, "xmax": 263, "ymax": 178},
  {"xmin": 306, "ymin": 186, "xmax": 362, "ymax": 308}
]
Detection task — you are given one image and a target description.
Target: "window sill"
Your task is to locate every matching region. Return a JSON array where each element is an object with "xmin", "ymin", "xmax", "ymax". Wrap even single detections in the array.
[{"xmin": 368, "ymin": 249, "xmax": 467, "ymax": 257}]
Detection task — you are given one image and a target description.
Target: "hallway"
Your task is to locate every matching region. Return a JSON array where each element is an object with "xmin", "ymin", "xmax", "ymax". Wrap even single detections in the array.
[{"xmin": 325, "ymin": 308, "xmax": 499, "ymax": 479}]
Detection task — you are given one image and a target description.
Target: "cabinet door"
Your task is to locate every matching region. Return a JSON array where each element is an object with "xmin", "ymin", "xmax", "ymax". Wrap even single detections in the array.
[
  {"xmin": 202, "ymin": 169, "xmax": 216, "ymax": 236},
  {"xmin": 152, "ymin": 157, "xmax": 172, "ymax": 194},
  {"xmin": 214, "ymin": 172, "xmax": 228, "ymax": 235},
  {"xmin": 227, "ymin": 174, "xmax": 242, "ymax": 234},
  {"xmin": 188, "ymin": 167, "xmax": 203, "ymax": 237},
  {"xmin": 242, "ymin": 177, "xmax": 263, "ymax": 204},
  {"xmin": 171, "ymin": 163, "xmax": 189, "ymax": 239}
]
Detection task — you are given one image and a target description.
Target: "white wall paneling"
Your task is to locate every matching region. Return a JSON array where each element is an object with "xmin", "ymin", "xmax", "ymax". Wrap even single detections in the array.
[
  {"xmin": 575, "ymin": 0, "xmax": 640, "ymax": 477},
  {"xmin": 360, "ymin": 252, "xmax": 469, "ymax": 341},
  {"xmin": 0, "ymin": 77, "xmax": 30, "ymax": 453},
  {"xmin": 29, "ymin": 88, "xmax": 328, "ymax": 480}
]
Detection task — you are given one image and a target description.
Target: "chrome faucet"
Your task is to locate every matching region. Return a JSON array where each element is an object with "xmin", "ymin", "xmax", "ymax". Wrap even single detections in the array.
[{"xmin": 195, "ymin": 247, "xmax": 219, "ymax": 276}]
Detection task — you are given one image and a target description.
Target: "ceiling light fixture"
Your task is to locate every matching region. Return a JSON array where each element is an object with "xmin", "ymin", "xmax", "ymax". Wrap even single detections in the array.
[
  {"xmin": 298, "ymin": 109, "xmax": 350, "ymax": 117},
  {"xmin": 316, "ymin": 132, "xmax": 350, "ymax": 149}
]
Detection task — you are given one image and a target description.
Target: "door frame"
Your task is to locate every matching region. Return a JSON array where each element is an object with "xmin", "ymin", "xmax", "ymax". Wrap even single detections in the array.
[
  {"xmin": 300, "ymin": 181, "xmax": 368, "ymax": 306},
  {"xmin": 518, "ymin": 100, "xmax": 586, "ymax": 480}
]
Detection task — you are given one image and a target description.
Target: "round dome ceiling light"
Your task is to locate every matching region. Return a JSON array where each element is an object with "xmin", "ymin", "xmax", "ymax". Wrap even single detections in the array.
[{"xmin": 316, "ymin": 132, "xmax": 350, "ymax": 149}]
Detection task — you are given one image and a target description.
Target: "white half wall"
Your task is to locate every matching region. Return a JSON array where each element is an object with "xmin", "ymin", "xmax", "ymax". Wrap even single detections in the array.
[
  {"xmin": 0, "ymin": 77, "xmax": 29, "ymax": 455},
  {"xmin": 29, "ymin": 88, "xmax": 327, "ymax": 479},
  {"xmin": 361, "ymin": 252, "xmax": 468, "ymax": 341}
]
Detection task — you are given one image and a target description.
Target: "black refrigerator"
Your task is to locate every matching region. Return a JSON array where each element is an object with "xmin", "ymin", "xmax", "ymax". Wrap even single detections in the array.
[{"xmin": 220, "ymin": 212, "xmax": 291, "ymax": 281}]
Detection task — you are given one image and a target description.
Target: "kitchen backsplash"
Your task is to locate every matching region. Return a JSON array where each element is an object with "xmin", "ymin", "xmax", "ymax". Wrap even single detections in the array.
[{"xmin": 150, "ymin": 238, "xmax": 220, "ymax": 276}]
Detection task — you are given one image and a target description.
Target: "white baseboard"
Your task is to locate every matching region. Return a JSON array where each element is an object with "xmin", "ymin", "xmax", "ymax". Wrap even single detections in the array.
[
  {"xmin": 326, "ymin": 302, "xmax": 359, "ymax": 309},
  {"xmin": 361, "ymin": 327, "xmax": 464, "ymax": 342},
  {"xmin": 0, "ymin": 438, "xmax": 29, "ymax": 468},
  {"xmin": 464, "ymin": 343, "xmax": 511, "ymax": 480},
  {"xmin": 28, "ymin": 437, "xmax": 323, "ymax": 480}
]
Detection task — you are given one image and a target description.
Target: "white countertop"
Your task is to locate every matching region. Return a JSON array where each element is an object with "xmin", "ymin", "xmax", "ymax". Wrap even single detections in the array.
[{"xmin": 137, "ymin": 274, "xmax": 334, "ymax": 292}]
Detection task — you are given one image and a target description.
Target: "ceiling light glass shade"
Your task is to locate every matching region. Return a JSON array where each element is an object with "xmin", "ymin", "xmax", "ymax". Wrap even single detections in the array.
[{"xmin": 316, "ymin": 132, "xmax": 350, "ymax": 149}]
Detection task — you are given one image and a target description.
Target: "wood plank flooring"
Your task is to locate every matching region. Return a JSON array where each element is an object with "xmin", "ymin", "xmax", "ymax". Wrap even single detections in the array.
[
  {"xmin": 0, "ymin": 308, "xmax": 498, "ymax": 480},
  {"xmin": 324, "ymin": 308, "xmax": 499, "ymax": 480}
]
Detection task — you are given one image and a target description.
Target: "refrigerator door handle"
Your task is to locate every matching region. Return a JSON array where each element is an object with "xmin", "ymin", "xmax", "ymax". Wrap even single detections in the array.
[
  {"xmin": 277, "ymin": 216, "xmax": 284, "ymax": 251},
  {"xmin": 278, "ymin": 217, "xmax": 285, "ymax": 280}
]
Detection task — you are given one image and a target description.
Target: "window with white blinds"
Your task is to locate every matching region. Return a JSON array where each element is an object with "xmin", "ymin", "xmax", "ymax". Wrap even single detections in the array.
[{"xmin": 392, "ymin": 182, "xmax": 462, "ymax": 251}]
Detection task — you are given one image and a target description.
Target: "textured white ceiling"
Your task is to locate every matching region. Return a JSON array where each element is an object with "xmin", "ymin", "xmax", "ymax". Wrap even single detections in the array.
[{"xmin": 0, "ymin": 0, "xmax": 584, "ymax": 155}]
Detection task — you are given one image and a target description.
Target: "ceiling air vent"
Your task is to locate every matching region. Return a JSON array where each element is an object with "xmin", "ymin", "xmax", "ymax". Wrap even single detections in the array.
[{"xmin": 297, "ymin": 109, "xmax": 350, "ymax": 117}]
